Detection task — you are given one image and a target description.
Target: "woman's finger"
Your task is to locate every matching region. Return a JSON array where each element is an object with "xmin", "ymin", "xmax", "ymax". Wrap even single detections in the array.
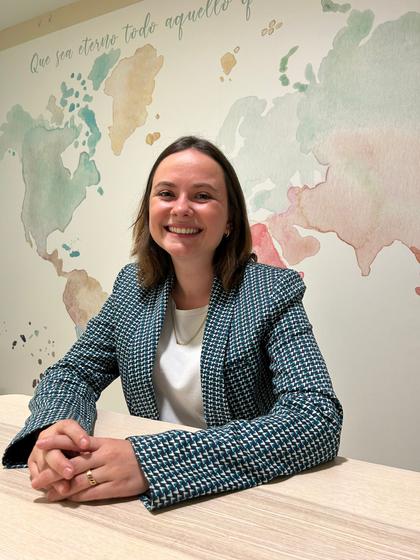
[
  {"xmin": 43, "ymin": 438, "xmax": 148, "ymax": 502},
  {"xmin": 47, "ymin": 420, "xmax": 91, "ymax": 451},
  {"xmin": 32, "ymin": 462, "xmax": 73, "ymax": 490},
  {"xmin": 36, "ymin": 434, "xmax": 89, "ymax": 452},
  {"xmin": 31, "ymin": 449, "xmax": 75, "ymax": 490},
  {"xmin": 45, "ymin": 448, "xmax": 75, "ymax": 479},
  {"xmin": 46, "ymin": 466, "xmax": 107, "ymax": 501},
  {"xmin": 51, "ymin": 479, "xmax": 72, "ymax": 495},
  {"xmin": 66, "ymin": 482, "xmax": 115, "ymax": 502},
  {"xmin": 28, "ymin": 457, "xmax": 40, "ymax": 483},
  {"xmin": 68, "ymin": 449, "xmax": 101, "ymax": 475},
  {"xmin": 33, "ymin": 448, "xmax": 102, "ymax": 490}
]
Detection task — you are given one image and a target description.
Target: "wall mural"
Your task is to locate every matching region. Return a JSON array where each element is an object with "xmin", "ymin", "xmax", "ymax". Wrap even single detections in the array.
[{"xmin": 0, "ymin": 0, "xmax": 419, "ymax": 470}]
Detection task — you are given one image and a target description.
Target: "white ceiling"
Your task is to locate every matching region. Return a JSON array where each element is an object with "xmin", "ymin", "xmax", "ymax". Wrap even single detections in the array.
[{"xmin": 0, "ymin": 0, "xmax": 78, "ymax": 31}]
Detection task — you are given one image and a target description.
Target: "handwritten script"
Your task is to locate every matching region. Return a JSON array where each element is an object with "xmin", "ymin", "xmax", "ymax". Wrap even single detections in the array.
[{"xmin": 29, "ymin": 0, "xmax": 253, "ymax": 74}]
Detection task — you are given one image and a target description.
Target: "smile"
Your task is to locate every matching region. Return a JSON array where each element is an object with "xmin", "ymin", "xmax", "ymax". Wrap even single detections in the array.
[{"xmin": 165, "ymin": 226, "xmax": 202, "ymax": 235}]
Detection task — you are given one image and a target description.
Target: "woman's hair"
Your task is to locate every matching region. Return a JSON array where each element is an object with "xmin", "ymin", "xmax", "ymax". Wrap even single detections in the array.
[{"xmin": 131, "ymin": 136, "xmax": 255, "ymax": 290}]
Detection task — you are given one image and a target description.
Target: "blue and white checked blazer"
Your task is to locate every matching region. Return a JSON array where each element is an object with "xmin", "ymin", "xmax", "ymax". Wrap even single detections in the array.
[{"xmin": 3, "ymin": 261, "xmax": 342, "ymax": 510}]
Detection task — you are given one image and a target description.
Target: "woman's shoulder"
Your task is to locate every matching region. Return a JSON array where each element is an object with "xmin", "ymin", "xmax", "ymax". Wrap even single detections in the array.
[
  {"xmin": 243, "ymin": 260, "xmax": 303, "ymax": 284},
  {"xmin": 240, "ymin": 261, "xmax": 305, "ymax": 303},
  {"xmin": 112, "ymin": 262, "xmax": 170, "ymax": 297},
  {"xmin": 113, "ymin": 262, "xmax": 139, "ymax": 287}
]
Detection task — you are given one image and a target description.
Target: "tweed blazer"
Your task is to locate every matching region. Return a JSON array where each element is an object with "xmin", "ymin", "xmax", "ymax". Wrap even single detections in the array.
[{"xmin": 3, "ymin": 261, "xmax": 342, "ymax": 510}]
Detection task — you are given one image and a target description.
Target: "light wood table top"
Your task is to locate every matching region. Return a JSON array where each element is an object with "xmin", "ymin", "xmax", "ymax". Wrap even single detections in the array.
[{"xmin": 1, "ymin": 394, "xmax": 419, "ymax": 560}]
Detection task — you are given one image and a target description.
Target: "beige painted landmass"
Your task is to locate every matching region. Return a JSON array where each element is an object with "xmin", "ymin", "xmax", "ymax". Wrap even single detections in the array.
[
  {"xmin": 146, "ymin": 132, "xmax": 160, "ymax": 145},
  {"xmin": 105, "ymin": 44, "xmax": 164, "ymax": 156},
  {"xmin": 261, "ymin": 19, "xmax": 283, "ymax": 36},
  {"xmin": 43, "ymin": 250, "xmax": 108, "ymax": 329},
  {"xmin": 46, "ymin": 95, "xmax": 64, "ymax": 125},
  {"xmin": 221, "ymin": 52, "xmax": 237, "ymax": 75},
  {"xmin": 62, "ymin": 270, "xmax": 108, "ymax": 328}
]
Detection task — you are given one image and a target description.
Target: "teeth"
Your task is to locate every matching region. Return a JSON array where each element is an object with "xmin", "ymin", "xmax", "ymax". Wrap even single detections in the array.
[{"xmin": 168, "ymin": 226, "xmax": 200, "ymax": 234}]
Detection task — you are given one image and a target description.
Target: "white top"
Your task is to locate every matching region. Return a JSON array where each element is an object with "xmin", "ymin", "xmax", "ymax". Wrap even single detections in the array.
[{"xmin": 152, "ymin": 299, "xmax": 207, "ymax": 429}]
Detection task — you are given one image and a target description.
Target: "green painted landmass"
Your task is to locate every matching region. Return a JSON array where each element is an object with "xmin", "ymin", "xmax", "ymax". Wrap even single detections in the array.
[
  {"xmin": 88, "ymin": 49, "xmax": 121, "ymax": 91},
  {"xmin": 217, "ymin": 8, "xmax": 420, "ymax": 253},
  {"xmin": 292, "ymin": 64, "xmax": 316, "ymax": 93},
  {"xmin": 321, "ymin": 0, "xmax": 351, "ymax": 13},
  {"xmin": 293, "ymin": 82, "xmax": 308, "ymax": 92},
  {"xmin": 0, "ymin": 105, "xmax": 46, "ymax": 160},
  {"xmin": 78, "ymin": 106, "xmax": 101, "ymax": 156},
  {"xmin": 216, "ymin": 94, "xmax": 325, "ymax": 212},
  {"xmin": 60, "ymin": 82, "xmax": 74, "ymax": 108},
  {"xmin": 297, "ymin": 10, "xmax": 420, "ymax": 152},
  {"xmin": 279, "ymin": 10, "xmax": 420, "ymax": 277},
  {"xmin": 278, "ymin": 46, "xmax": 299, "ymax": 89},
  {"xmin": 279, "ymin": 46, "xmax": 299, "ymax": 73},
  {"xmin": 20, "ymin": 123, "xmax": 99, "ymax": 255}
]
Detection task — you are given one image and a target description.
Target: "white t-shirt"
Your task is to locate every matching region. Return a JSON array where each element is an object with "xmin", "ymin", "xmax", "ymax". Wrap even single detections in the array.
[{"xmin": 152, "ymin": 298, "xmax": 208, "ymax": 429}]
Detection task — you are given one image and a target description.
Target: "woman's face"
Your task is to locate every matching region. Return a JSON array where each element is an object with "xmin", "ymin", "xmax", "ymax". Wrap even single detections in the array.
[{"xmin": 149, "ymin": 148, "xmax": 229, "ymax": 268}]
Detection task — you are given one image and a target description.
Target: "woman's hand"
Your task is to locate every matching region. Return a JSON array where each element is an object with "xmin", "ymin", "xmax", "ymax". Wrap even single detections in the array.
[
  {"xmin": 33, "ymin": 435, "xmax": 149, "ymax": 502},
  {"xmin": 28, "ymin": 420, "xmax": 91, "ymax": 495}
]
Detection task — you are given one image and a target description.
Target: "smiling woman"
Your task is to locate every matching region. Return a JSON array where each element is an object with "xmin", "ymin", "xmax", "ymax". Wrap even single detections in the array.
[
  {"xmin": 149, "ymin": 149, "xmax": 230, "ymax": 280},
  {"xmin": 2, "ymin": 136, "xmax": 342, "ymax": 511},
  {"xmin": 132, "ymin": 136, "xmax": 254, "ymax": 293}
]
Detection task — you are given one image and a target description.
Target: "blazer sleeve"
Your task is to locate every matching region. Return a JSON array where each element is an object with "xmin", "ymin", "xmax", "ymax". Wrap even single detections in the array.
[
  {"xmin": 128, "ymin": 269, "xmax": 343, "ymax": 511},
  {"xmin": 2, "ymin": 266, "xmax": 128, "ymax": 468}
]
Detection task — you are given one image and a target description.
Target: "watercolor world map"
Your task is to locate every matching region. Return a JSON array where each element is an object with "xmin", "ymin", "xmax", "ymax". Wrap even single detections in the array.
[{"xmin": 0, "ymin": 1, "xmax": 419, "ymax": 391}]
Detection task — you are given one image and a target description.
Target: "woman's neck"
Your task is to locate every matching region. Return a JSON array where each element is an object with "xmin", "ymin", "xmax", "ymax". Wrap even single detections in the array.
[{"xmin": 171, "ymin": 261, "xmax": 214, "ymax": 310}]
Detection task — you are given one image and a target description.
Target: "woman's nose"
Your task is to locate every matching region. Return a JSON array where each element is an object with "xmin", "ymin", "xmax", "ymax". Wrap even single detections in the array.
[{"xmin": 171, "ymin": 195, "xmax": 193, "ymax": 216}]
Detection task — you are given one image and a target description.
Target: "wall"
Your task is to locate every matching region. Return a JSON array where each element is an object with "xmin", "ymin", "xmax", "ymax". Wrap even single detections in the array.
[{"xmin": 0, "ymin": 0, "xmax": 419, "ymax": 471}]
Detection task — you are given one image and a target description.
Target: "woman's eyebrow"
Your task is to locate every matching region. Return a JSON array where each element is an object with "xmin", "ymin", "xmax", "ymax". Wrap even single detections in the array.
[
  {"xmin": 152, "ymin": 181, "xmax": 176, "ymax": 189},
  {"xmin": 191, "ymin": 182, "xmax": 218, "ymax": 191},
  {"xmin": 153, "ymin": 181, "xmax": 218, "ymax": 191}
]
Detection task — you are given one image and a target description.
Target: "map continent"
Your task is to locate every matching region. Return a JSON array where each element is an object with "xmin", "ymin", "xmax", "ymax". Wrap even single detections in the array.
[
  {"xmin": 218, "ymin": 9, "xmax": 420, "ymax": 294},
  {"xmin": 105, "ymin": 44, "xmax": 164, "ymax": 155}
]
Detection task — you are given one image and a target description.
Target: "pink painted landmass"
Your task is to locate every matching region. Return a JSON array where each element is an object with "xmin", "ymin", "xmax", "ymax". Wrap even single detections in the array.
[
  {"xmin": 410, "ymin": 247, "xmax": 420, "ymax": 296},
  {"xmin": 269, "ymin": 129, "xmax": 420, "ymax": 294},
  {"xmin": 251, "ymin": 223, "xmax": 287, "ymax": 268},
  {"xmin": 267, "ymin": 190, "xmax": 321, "ymax": 266}
]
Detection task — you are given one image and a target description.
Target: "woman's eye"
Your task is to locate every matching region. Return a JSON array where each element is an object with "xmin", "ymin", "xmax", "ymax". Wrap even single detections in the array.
[
  {"xmin": 157, "ymin": 190, "xmax": 173, "ymax": 198},
  {"xmin": 196, "ymin": 193, "xmax": 211, "ymax": 200}
]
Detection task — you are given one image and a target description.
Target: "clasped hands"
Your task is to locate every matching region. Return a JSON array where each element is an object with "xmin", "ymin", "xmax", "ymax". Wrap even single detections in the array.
[{"xmin": 28, "ymin": 420, "xmax": 149, "ymax": 502}]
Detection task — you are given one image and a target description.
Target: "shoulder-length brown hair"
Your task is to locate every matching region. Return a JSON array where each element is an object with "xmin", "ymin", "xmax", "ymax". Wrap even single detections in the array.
[{"xmin": 131, "ymin": 136, "xmax": 255, "ymax": 291}]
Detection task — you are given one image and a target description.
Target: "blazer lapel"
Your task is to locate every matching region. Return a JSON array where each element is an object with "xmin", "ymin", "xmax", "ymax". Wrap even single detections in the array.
[
  {"xmin": 125, "ymin": 272, "xmax": 236, "ymax": 426},
  {"xmin": 127, "ymin": 275, "xmax": 173, "ymax": 418},
  {"xmin": 201, "ymin": 277, "xmax": 237, "ymax": 427}
]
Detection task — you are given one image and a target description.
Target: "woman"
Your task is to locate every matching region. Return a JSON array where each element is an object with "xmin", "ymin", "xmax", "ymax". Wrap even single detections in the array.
[{"xmin": 3, "ymin": 136, "xmax": 342, "ymax": 511}]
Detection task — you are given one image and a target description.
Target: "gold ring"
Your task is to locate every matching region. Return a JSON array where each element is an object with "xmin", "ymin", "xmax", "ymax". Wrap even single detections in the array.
[{"xmin": 85, "ymin": 469, "xmax": 98, "ymax": 486}]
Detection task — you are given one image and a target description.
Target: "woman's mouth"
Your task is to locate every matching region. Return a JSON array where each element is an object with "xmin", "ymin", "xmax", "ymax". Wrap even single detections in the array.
[{"xmin": 165, "ymin": 226, "xmax": 202, "ymax": 235}]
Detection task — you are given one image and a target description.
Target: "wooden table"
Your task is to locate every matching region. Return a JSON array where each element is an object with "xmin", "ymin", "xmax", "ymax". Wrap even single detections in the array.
[{"xmin": 1, "ymin": 394, "xmax": 419, "ymax": 560}]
